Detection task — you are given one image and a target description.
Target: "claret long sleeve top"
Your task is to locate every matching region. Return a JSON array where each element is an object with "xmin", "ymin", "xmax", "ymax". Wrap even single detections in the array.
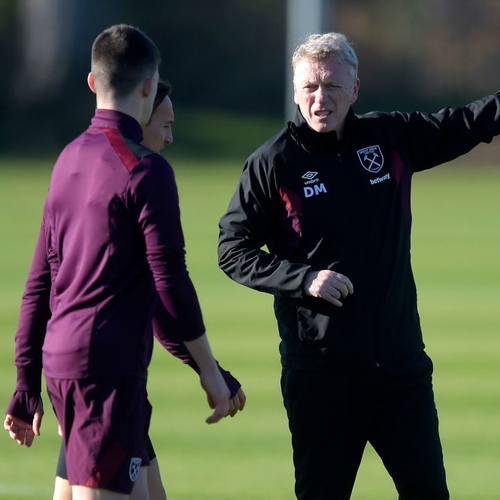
[{"xmin": 9, "ymin": 110, "xmax": 207, "ymax": 420}]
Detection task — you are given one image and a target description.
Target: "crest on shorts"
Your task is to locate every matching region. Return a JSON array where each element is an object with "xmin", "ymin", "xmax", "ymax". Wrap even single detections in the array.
[
  {"xmin": 357, "ymin": 145, "xmax": 384, "ymax": 173},
  {"xmin": 129, "ymin": 457, "xmax": 142, "ymax": 482}
]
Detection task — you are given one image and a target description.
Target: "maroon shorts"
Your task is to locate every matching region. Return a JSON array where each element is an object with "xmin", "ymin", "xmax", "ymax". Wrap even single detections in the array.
[{"xmin": 46, "ymin": 376, "xmax": 152, "ymax": 495}]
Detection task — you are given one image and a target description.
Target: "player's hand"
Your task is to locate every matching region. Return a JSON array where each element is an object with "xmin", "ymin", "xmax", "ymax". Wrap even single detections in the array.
[
  {"xmin": 199, "ymin": 368, "xmax": 231, "ymax": 424},
  {"xmin": 184, "ymin": 334, "xmax": 235, "ymax": 423},
  {"xmin": 228, "ymin": 388, "xmax": 246, "ymax": 417},
  {"xmin": 4, "ymin": 398, "xmax": 44, "ymax": 447},
  {"xmin": 304, "ymin": 270, "xmax": 354, "ymax": 307}
]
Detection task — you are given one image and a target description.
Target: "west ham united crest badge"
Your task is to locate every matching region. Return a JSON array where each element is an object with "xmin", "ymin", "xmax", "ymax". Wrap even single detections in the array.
[
  {"xmin": 357, "ymin": 145, "xmax": 384, "ymax": 173},
  {"xmin": 129, "ymin": 457, "xmax": 142, "ymax": 482}
]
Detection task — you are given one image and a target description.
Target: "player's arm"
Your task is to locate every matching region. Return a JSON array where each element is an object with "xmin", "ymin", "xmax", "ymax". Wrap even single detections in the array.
[
  {"xmin": 132, "ymin": 156, "xmax": 236, "ymax": 420},
  {"xmin": 133, "ymin": 157, "xmax": 205, "ymax": 340},
  {"xmin": 152, "ymin": 307, "xmax": 245, "ymax": 415},
  {"xmin": 5, "ymin": 218, "xmax": 51, "ymax": 445}
]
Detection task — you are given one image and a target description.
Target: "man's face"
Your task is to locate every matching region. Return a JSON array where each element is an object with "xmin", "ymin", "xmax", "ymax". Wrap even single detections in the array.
[
  {"xmin": 142, "ymin": 96, "xmax": 174, "ymax": 152},
  {"xmin": 293, "ymin": 57, "xmax": 359, "ymax": 136}
]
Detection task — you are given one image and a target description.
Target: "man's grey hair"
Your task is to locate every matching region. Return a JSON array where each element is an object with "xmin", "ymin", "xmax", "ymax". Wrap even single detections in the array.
[{"xmin": 292, "ymin": 32, "xmax": 358, "ymax": 82}]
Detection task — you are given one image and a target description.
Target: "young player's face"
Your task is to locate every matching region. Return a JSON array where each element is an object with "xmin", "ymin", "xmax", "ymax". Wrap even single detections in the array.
[
  {"xmin": 142, "ymin": 96, "xmax": 174, "ymax": 152},
  {"xmin": 293, "ymin": 57, "xmax": 359, "ymax": 137}
]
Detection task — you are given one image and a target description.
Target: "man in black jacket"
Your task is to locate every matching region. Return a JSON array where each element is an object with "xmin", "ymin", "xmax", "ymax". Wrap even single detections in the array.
[{"xmin": 218, "ymin": 32, "xmax": 500, "ymax": 499}]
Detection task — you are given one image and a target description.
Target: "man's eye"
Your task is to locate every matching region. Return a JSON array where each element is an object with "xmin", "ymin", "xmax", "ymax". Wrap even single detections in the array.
[{"xmin": 327, "ymin": 84, "xmax": 345, "ymax": 92}]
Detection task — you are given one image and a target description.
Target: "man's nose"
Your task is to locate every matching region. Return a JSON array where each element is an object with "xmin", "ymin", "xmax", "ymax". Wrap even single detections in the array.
[{"xmin": 314, "ymin": 86, "xmax": 327, "ymax": 102}]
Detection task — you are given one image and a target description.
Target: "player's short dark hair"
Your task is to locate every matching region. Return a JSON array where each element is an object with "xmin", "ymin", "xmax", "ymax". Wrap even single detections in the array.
[
  {"xmin": 91, "ymin": 24, "xmax": 160, "ymax": 98},
  {"xmin": 152, "ymin": 79, "xmax": 173, "ymax": 114}
]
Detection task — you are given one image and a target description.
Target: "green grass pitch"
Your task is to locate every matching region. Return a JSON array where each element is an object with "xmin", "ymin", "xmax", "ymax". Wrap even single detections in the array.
[{"xmin": 0, "ymin": 156, "xmax": 499, "ymax": 499}]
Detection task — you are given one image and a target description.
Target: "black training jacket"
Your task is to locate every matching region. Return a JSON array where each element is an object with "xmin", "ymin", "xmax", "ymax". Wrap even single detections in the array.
[{"xmin": 218, "ymin": 94, "xmax": 500, "ymax": 369}]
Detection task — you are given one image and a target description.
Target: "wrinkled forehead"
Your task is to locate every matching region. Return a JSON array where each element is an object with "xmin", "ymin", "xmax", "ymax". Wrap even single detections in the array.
[{"xmin": 293, "ymin": 57, "xmax": 353, "ymax": 84}]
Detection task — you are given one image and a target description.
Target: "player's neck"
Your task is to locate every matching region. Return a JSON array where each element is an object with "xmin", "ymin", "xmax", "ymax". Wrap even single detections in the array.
[{"xmin": 95, "ymin": 93, "xmax": 148, "ymax": 126}]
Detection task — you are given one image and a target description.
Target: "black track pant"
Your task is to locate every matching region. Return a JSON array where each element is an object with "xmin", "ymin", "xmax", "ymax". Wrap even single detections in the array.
[{"xmin": 281, "ymin": 352, "xmax": 450, "ymax": 500}]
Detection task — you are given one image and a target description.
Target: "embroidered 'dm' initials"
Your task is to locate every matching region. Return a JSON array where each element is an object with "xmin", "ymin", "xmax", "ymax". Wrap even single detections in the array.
[
  {"xmin": 301, "ymin": 171, "xmax": 327, "ymax": 198},
  {"xmin": 304, "ymin": 183, "xmax": 327, "ymax": 198}
]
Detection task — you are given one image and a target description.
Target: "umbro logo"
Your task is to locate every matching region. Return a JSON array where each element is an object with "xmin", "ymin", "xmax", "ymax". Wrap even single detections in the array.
[{"xmin": 302, "ymin": 171, "xmax": 318, "ymax": 181}]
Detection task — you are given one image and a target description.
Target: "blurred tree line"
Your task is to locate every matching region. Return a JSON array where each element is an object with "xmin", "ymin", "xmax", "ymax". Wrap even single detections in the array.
[{"xmin": 0, "ymin": 0, "xmax": 499, "ymax": 157}]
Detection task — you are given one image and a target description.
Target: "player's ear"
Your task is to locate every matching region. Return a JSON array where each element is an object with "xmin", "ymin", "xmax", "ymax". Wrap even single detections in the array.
[
  {"xmin": 87, "ymin": 72, "xmax": 97, "ymax": 94},
  {"xmin": 142, "ymin": 76, "xmax": 155, "ymax": 98}
]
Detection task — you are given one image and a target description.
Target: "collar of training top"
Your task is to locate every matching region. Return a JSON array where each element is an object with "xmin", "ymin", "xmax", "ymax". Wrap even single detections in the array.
[{"xmin": 91, "ymin": 109, "xmax": 144, "ymax": 144}]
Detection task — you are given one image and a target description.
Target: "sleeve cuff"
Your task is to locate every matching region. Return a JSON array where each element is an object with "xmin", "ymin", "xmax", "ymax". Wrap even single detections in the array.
[
  {"xmin": 5, "ymin": 391, "xmax": 41, "ymax": 423},
  {"xmin": 184, "ymin": 359, "xmax": 241, "ymax": 399},
  {"xmin": 15, "ymin": 365, "xmax": 42, "ymax": 393},
  {"xmin": 217, "ymin": 364, "xmax": 242, "ymax": 399}
]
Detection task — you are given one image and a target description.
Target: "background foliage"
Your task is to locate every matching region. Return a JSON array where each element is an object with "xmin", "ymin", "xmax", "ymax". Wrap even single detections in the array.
[{"xmin": 1, "ymin": 0, "xmax": 500, "ymax": 158}]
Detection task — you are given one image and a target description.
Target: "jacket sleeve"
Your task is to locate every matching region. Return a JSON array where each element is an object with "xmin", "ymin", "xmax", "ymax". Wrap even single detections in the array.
[
  {"xmin": 397, "ymin": 92, "xmax": 500, "ymax": 171},
  {"xmin": 218, "ymin": 157, "xmax": 311, "ymax": 298},
  {"xmin": 6, "ymin": 216, "xmax": 52, "ymax": 421}
]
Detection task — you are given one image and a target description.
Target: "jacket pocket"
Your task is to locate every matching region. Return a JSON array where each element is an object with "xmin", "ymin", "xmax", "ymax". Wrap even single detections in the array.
[{"xmin": 296, "ymin": 304, "xmax": 331, "ymax": 344}]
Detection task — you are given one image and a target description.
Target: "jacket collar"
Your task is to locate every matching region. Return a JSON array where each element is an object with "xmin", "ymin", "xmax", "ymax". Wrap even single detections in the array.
[{"xmin": 288, "ymin": 105, "xmax": 355, "ymax": 153}]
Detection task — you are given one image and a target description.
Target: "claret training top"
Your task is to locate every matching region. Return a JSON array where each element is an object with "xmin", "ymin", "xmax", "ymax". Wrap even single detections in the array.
[{"xmin": 13, "ymin": 109, "xmax": 205, "ymax": 397}]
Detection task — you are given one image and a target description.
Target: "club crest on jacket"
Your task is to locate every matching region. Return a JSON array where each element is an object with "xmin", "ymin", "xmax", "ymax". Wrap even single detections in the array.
[{"xmin": 357, "ymin": 145, "xmax": 384, "ymax": 173}]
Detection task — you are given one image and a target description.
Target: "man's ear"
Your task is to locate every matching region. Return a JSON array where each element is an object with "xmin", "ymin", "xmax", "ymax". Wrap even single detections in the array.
[
  {"xmin": 293, "ymin": 82, "xmax": 299, "ymax": 105},
  {"xmin": 87, "ymin": 72, "xmax": 97, "ymax": 94},
  {"xmin": 351, "ymin": 78, "xmax": 360, "ymax": 104},
  {"xmin": 142, "ymin": 76, "xmax": 155, "ymax": 98}
]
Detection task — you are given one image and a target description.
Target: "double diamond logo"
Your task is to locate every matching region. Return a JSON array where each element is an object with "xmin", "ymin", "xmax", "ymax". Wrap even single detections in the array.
[{"xmin": 302, "ymin": 171, "xmax": 318, "ymax": 181}]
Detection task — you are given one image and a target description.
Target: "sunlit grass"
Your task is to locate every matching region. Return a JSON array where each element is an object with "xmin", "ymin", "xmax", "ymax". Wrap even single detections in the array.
[{"xmin": 0, "ymin": 157, "xmax": 499, "ymax": 499}]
